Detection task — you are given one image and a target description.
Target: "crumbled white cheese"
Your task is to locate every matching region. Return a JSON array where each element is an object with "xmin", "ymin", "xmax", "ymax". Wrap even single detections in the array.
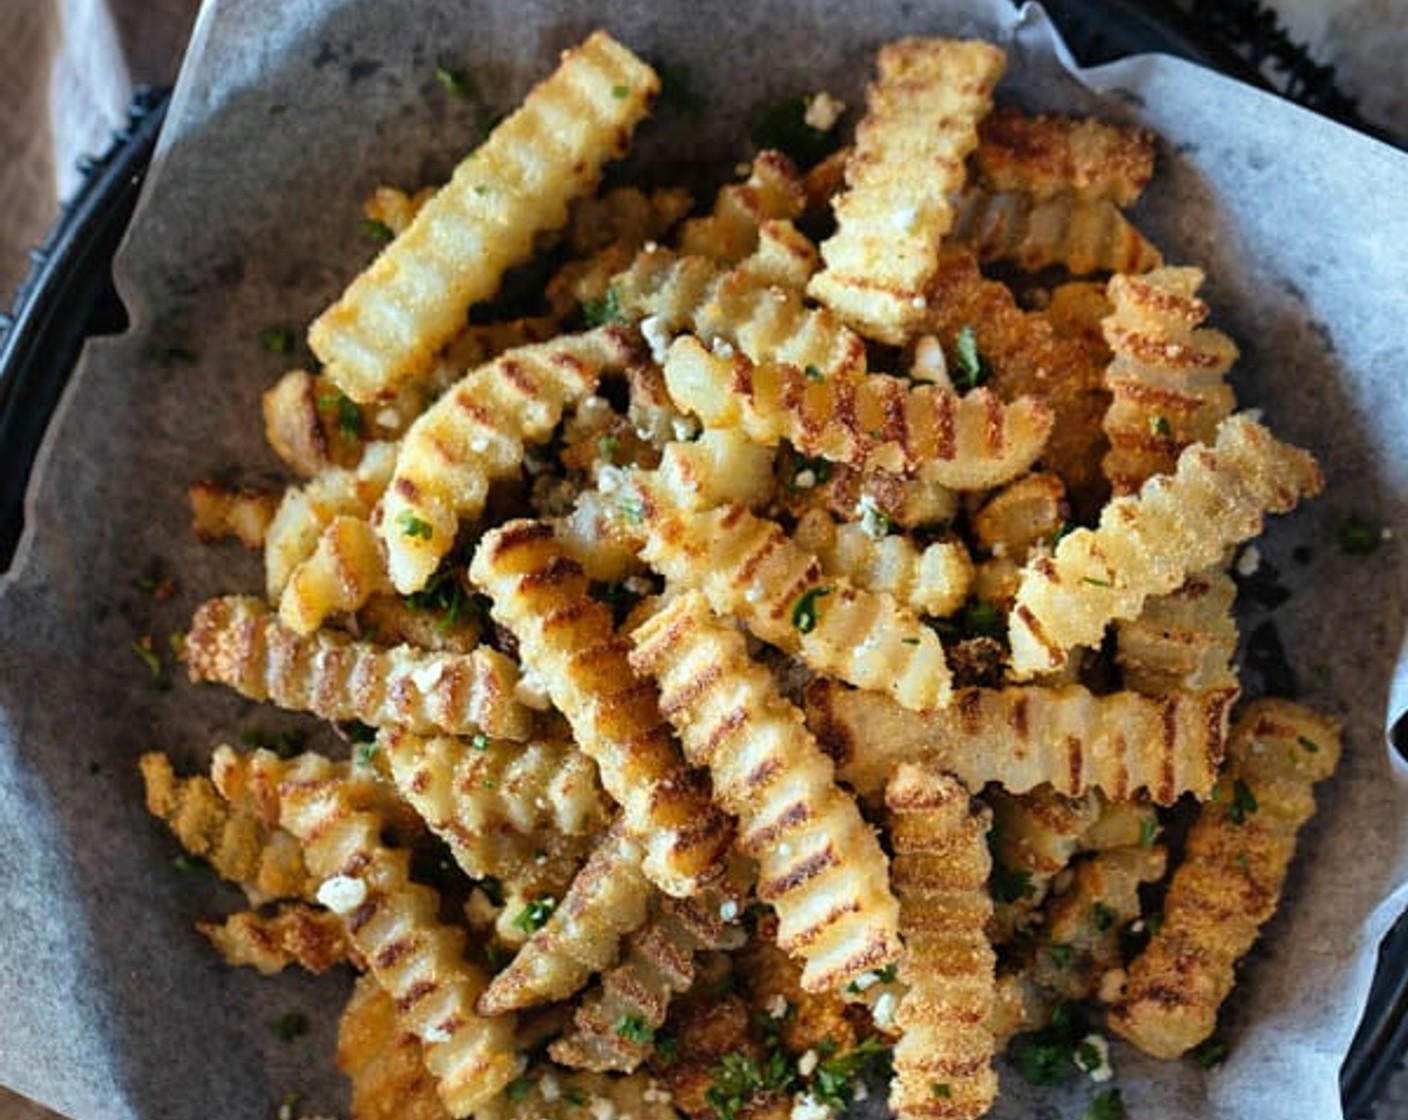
[
  {"xmin": 590, "ymin": 1096, "xmax": 616, "ymax": 1120},
  {"xmin": 910, "ymin": 295, "xmax": 927, "ymax": 310},
  {"xmin": 872, "ymin": 991, "xmax": 898, "ymax": 1030},
  {"xmin": 376, "ymin": 406, "xmax": 401, "ymax": 429},
  {"xmin": 777, "ymin": 841, "xmax": 792, "ymax": 857},
  {"xmin": 671, "ymin": 415, "xmax": 700, "ymax": 442},
  {"xmin": 852, "ymin": 1082, "xmax": 869, "ymax": 1103},
  {"xmin": 641, "ymin": 315, "xmax": 672, "ymax": 365},
  {"xmin": 410, "ymin": 659, "xmax": 446, "ymax": 692},
  {"xmin": 623, "ymin": 575, "xmax": 653, "ymax": 596},
  {"xmin": 597, "ymin": 465, "xmax": 625, "ymax": 494},
  {"xmin": 470, "ymin": 435, "xmax": 490, "ymax": 454},
  {"xmin": 766, "ymin": 993, "xmax": 790, "ymax": 1019},
  {"xmin": 856, "ymin": 494, "xmax": 890, "ymax": 540},
  {"xmin": 849, "ymin": 970, "xmax": 881, "ymax": 993},
  {"xmin": 515, "ymin": 666, "xmax": 553, "ymax": 710},
  {"xmin": 316, "ymin": 875, "xmax": 367, "ymax": 915},
  {"xmin": 804, "ymin": 91, "xmax": 845, "ymax": 132},
  {"xmin": 643, "ymin": 240, "xmax": 659, "ymax": 254},
  {"xmin": 423, "ymin": 1022, "xmax": 453, "ymax": 1044},
  {"xmin": 1077, "ymin": 1033, "xmax": 1114, "ymax": 1083},
  {"xmin": 711, "ymin": 337, "xmax": 736, "ymax": 360},
  {"xmin": 642, "ymin": 1082, "xmax": 673, "ymax": 1105},
  {"xmin": 798, "ymin": 1049, "xmax": 820, "ymax": 1077},
  {"xmin": 1236, "ymin": 544, "xmax": 1262, "ymax": 577},
  {"xmin": 793, "ymin": 469, "xmax": 817, "ymax": 490},
  {"xmin": 791, "ymin": 1092, "xmax": 833, "ymax": 1120},
  {"xmin": 719, "ymin": 898, "xmax": 740, "ymax": 922},
  {"xmin": 540, "ymin": 1073, "xmax": 561, "ymax": 1102}
]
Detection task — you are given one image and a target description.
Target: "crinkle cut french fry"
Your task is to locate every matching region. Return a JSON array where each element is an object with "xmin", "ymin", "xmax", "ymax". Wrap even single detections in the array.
[
  {"xmin": 479, "ymin": 819, "xmax": 652, "ymax": 1014},
  {"xmin": 278, "ymin": 753, "xmax": 520, "ymax": 1116},
  {"xmin": 188, "ymin": 481, "xmax": 279, "ymax": 549},
  {"xmin": 198, "ymin": 903, "xmax": 359, "ymax": 976},
  {"xmin": 1115, "ymin": 568, "xmax": 1238, "ymax": 696},
  {"xmin": 265, "ymin": 441, "xmax": 398, "ymax": 600},
  {"xmin": 469, "ymin": 520, "xmax": 732, "ymax": 897},
  {"xmin": 614, "ymin": 245, "xmax": 868, "ymax": 381},
  {"xmin": 1111, "ymin": 699, "xmax": 1341, "ymax": 1058},
  {"xmin": 985, "ymin": 786, "xmax": 1099, "ymax": 943},
  {"xmin": 566, "ymin": 184, "xmax": 694, "ymax": 257},
  {"xmin": 805, "ymin": 677, "xmax": 1236, "ymax": 805},
  {"xmin": 476, "ymin": 1062, "xmax": 679, "ymax": 1120},
  {"xmin": 310, "ymin": 32, "xmax": 659, "ymax": 402},
  {"xmin": 1008, "ymin": 414, "xmax": 1322, "ymax": 677},
  {"xmin": 550, "ymin": 888, "xmax": 736, "ymax": 1072},
  {"xmin": 184, "ymin": 595, "xmax": 532, "ymax": 740},
  {"xmin": 970, "ymin": 472, "xmax": 1068, "ymax": 561},
  {"xmin": 792, "ymin": 507, "xmax": 973, "ymax": 618},
  {"xmin": 974, "ymin": 105, "xmax": 1157, "ymax": 206},
  {"xmin": 338, "ymin": 972, "xmax": 454, "ymax": 1120},
  {"xmin": 382, "ymin": 326, "xmax": 637, "ymax": 593},
  {"xmin": 808, "ymin": 38, "xmax": 1006, "ymax": 344},
  {"xmin": 631, "ymin": 492, "xmax": 953, "ymax": 711},
  {"xmin": 952, "ymin": 187, "xmax": 1163, "ymax": 276},
  {"xmin": 380, "ymin": 728, "xmax": 606, "ymax": 893},
  {"xmin": 661, "ymin": 334, "xmax": 1053, "ymax": 489},
  {"xmin": 885, "ymin": 765, "xmax": 997, "ymax": 1120},
  {"xmin": 630, "ymin": 591, "xmax": 902, "ymax": 993},
  {"xmin": 1101, "ymin": 266, "xmax": 1239, "ymax": 495},
  {"xmin": 677, "ymin": 149, "xmax": 806, "ymax": 263},
  {"xmin": 279, "ymin": 513, "xmax": 391, "ymax": 635},
  {"xmin": 140, "ymin": 750, "xmax": 314, "ymax": 904}
]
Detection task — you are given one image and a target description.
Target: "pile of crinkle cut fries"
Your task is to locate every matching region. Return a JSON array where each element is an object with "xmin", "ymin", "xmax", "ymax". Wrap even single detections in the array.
[{"xmin": 150, "ymin": 30, "xmax": 1341, "ymax": 1120}]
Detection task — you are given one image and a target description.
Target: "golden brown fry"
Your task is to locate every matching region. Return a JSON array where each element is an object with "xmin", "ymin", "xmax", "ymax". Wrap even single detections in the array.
[
  {"xmin": 469, "ymin": 520, "xmax": 732, "ymax": 897},
  {"xmin": 631, "ymin": 591, "xmax": 902, "ymax": 992},
  {"xmin": 262, "ymin": 369, "xmax": 406, "ymax": 477},
  {"xmin": 808, "ymin": 39, "xmax": 1006, "ymax": 344},
  {"xmin": 363, "ymin": 185, "xmax": 436, "ymax": 237},
  {"xmin": 677, "ymin": 150, "xmax": 806, "ymax": 263},
  {"xmin": 1115, "ymin": 568, "xmax": 1239, "ymax": 696},
  {"xmin": 279, "ymin": 754, "xmax": 520, "ymax": 1116},
  {"xmin": 970, "ymin": 472, "xmax": 1069, "ymax": 561},
  {"xmin": 355, "ymin": 589, "xmax": 485, "ymax": 654},
  {"xmin": 188, "ymin": 481, "xmax": 279, "ymax": 549},
  {"xmin": 1110, "ymin": 699, "xmax": 1341, "ymax": 1058},
  {"xmin": 480, "ymin": 820, "xmax": 652, "ymax": 1014},
  {"xmin": 279, "ymin": 513, "xmax": 391, "ymax": 635},
  {"xmin": 1008, "ymin": 414, "xmax": 1322, "ymax": 677},
  {"xmin": 885, "ymin": 766, "xmax": 997, "ymax": 1120},
  {"xmin": 310, "ymin": 32, "xmax": 659, "ymax": 402},
  {"xmin": 985, "ymin": 787, "xmax": 1100, "ymax": 943},
  {"xmin": 140, "ymin": 750, "xmax": 314, "ymax": 904},
  {"xmin": 631, "ymin": 494, "xmax": 953, "ymax": 711},
  {"xmin": 338, "ymin": 972, "xmax": 454, "ymax": 1120},
  {"xmin": 382, "ymin": 327, "xmax": 637, "ymax": 593},
  {"xmin": 184, "ymin": 595, "xmax": 532, "ymax": 740},
  {"xmin": 660, "ymin": 334, "xmax": 1053, "ymax": 489},
  {"xmin": 1101, "ymin": 266, "xmax": 1239, "ymax": 494},
  {"xmin": 974, "ymin": 106, "xmax": 1157, "ymax": 206},
  {"xmin": 198, "ymin": 903, "xmax": 358, "ymax": 976},
  {"xmin": 733, "ymin": 911, "xmax": 858, "ymax": 1057},
  {"xmin": 952, "ymin": 188, "xmax": 1163, "ymax": 276},
  {"xmin": 806, "ymin": 678, "xmax": 1236, "ymax": 804}
]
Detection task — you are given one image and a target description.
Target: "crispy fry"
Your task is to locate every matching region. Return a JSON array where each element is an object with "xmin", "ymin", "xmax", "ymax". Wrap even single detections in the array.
[
  {"xmin": 338, "ymin": 972, "xmax": 454, "ymax": 1120},
  {"xmin": 974, "ymin": 106, "xmax": 1157, "ymax": 206},
  {"xmin": 198, "ymin": 903, "xmax": 358, "ymax": 975},
  {"xmin": 885, "ymin": 766, "xmax": 997, "ymax": 1120},
  {"xmin": 806, "ymin": 678, "xmax": 1236, "ymax": 805},
  {"xmin": 278, "ymin": 754, "xmax": 520, "ymax": 1116},
  {"xmin": 630, "ymin": 591, "xmax": 902, "ymax": 992},
  {"xmin": 310, "ymin": 32, "xmax": 659, "ymax": 402},
  {"xmin": 1008, "ymin": 414, "xmax": 1321, "ymax": 677},
  {"xmin": 382, "ymin": 327, "xmax": 637, "ymax": 593},
  {"xmin": 970, "ymin": 472, "xmax": 1068, "ymax": 561},
  {"xmin": 469, "ymin": 521, "xmax": 732, "ymax": 896},
  {"xmin": 188, "ymin": 481, "xmax": 279, "ymax": 549},
  {"xmin": 279, "ymin": 513, "xmax": 391, "ymax": 634},
  {"xmin": 1111, "ymin": 699, "xmax": 1341, "ymax": 1058},
  {"xmin": 678, "ymin": 150, "xmax": 806, "ymax": 263},
  {"xmin": 985, "ymin": 787, "xmax": 1099, "ymax": 943},
  {"xmin": 631, "ymin": 495, "xmax": 954, "ymax": 711},
  {"xmin": 1115, "ymin": 568, "xmax": 1238, "ymax": 696},
  {"xmin": 185, "ymin": 595, "xmax": 532, "ymax": 740},
  {"xmin": 808, "ymin": 39, "xmax": 1006, "ymax": 344}
]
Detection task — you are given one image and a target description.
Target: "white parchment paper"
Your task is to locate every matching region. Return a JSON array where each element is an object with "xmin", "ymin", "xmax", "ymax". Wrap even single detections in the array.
[{"xmin": 1, "ymin": 2, "xmax": 1405, "ymax": 1118}]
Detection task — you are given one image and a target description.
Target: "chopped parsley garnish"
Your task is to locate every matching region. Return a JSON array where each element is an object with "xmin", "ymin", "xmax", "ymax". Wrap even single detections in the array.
[
  {"xmin": 804, "ymin": 363, "xmax": 825, "ymax": 382},
  {"xmin": 1084, "ymin": 1088, "xmax": 1128, "ymax": 1120},
  {"xmin": 1082, "ymin": 575, "xmax": 1114, "ymax": 588},
  {"xmin": 1298, "ymin": 735, "xmax": 1321, "ymax": 753},
  {"xmin": 614, "ymin": 1013, "xmax": 655, "ymax": 1044},
  {"xmin": 1191, "ymin": 1037, "xmax": 1229, "ymax": 1069},
  {"xmin": 961, "ymin": 598, "xmax": 1005, "ymax": 641},
  {"xmin": 811, "ymin": 1037, "xmax": 892, "ymax": 1110},
  {"xmin": 1012, "ymin": 1003, "xmax": 1086, "ymax": 1086},
  {"xmin": 1339, "ymin": 514, "xmax": 1383, "ymax": 554},
  {"xmin": 1048, "ymin": 942, "xmax": 1075, "ymax": 969},
  {"xmin": 172, "ymin": 853, "xmax": 213, "ymax": 875},
  {"xmin": 751, "ymin": 95, "xmax": 844, "ymax": 168},
  {"xmin": 1150, "ymin": 415, "xmax": 1173, "ymax": 437},
  {"xmin": 991, "ymin": 862, "xmax": 1036, "ymax": 904},
  {"xmin": 318, "ymin": 391, "xmax": 365, "ymax": 441},
  {"xmin": 130, "ymin": 636, "xmax": 167, "ymax": 686},
  {"xmin": 953, "ymin": 324, "xmax": 991, "ymax": 391},
  {"xmin": 655, "ymin": 1034, "xmax": 680, "ymax": 1066},
  {"xmin": 271, "ymin": 1011, "xmax": 308, "ymax": 1042},
  {"xmin": 611, "ymin": 83, "xmax": 631, "ymax": 99},
  {"xmin": 583, "ymin": 284, "xmax": 623, "ymax": 327},
  {"xmin": 504, "ymin": 1077, "xmax": 534, "ymax": 1102},
  {"xmin": 876, "ymin": 962, "xmax": 899, "ymax": 983},
  {"xmin": 261, "ymin": 326, "xmax": 294, "ymax": 354},
  {"xmin": 790, "ymin": 453, "xmax": 832, "ymax": 488},
  {"xmin": 471, "ymin": 732, "xmax": 490, "ymax": 751},
  {"xmin": 345, "ymin": 720, "xmax": 377, "ymax": 744},
  {"xmin": 396, "ymin": 511, "xmax": 435, "ymax": 540},
  {"xmin": 597, "ymin": 434, "xmax": 620, "ymax": 462},
  {"xmin": 1139, "ymin": 816, "xmax": 1159, "ymax": 848},
  {"xmin": 618, "ymin": 496, "xmax": 646, "ymax": 526},
  {"xmin": 361, "ymin": 217, "xmax": 394, "ymax": 244},
  {"xmin": 513, "ymin": 897, "xmax": 556, "ymax": 934},
  {"xmin": 790, "ymin": 586, "xmax": 833, "ymax": 634},
  {"xmin": 564, "ymin": 1088, "xmax": 588, "ymax": 1107},
  {"xmin": 355, "ymin": 741, "xmax": 378, "ymax": 767},
  {"xmin": 705, "ymin": 1051, "xmax": 793, "ymax": 1120},
  {"xmin": 436, "ymin": 65, "xmax": 475, "ymax": 99},
  {"xmin": 1227, "ymin": 777, "xmax": 1258, "ymax": 824},
  {"xmin": 1093, "ymin": 902, "xmax": 1116, "ymax": 932},
  {"xmin": 932, "ymin": 1083, "xmax": 952, "ymax": 1099},
  {"xmin": 1074, "ymin": 1037, "xmax": 1106, "ymax": 1076},
  {"xmin": 403, "ymin": 567, "xmax": 476, "ymax": 629}
]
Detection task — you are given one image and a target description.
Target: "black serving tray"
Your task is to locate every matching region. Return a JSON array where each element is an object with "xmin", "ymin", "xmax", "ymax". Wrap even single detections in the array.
[{"xmin": 0, "ymin": 3, "xmax": 1400, "ymax": 1118}]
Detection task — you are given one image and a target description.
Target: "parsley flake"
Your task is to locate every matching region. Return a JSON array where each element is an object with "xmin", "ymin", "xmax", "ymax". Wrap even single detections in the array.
[
  {"xmin": 564, "ymin": 1088, "xmax": 588, "ymax": 1107},
  {"xmin": 614, "ymin": 1013, "xmax": 655, "ymax": 1044},
  {"xmin": 513, "ymin": 897, "xmax": 556, "ymax": 934},
  {"xmin": 397, "ymin": 511, "xmax": 434, "ymax": 540},
  {"xmin": 1298, "ymin": 735, "xmax": 1321, "ymax": 753},
  {"xmin": 990, "ymin": 862, "xmax": 1036, "ymax": 904},
  {"xmin": 804, "ymin": 363, "xmax": 825, "ymax": 382},
  {"xmin": 791, "ymin": 586, "xmax": 833, "ymax": 634},
  {"xmin": 1049, "ymin": 942, "xmax": 1075, "ymax": 969},
  {"xmin": 953, "ymin": 324, "xmax": 991, "ymax": 390},
  {"xmin": 318, "ymin": 391, "xmax": 365, "ymax": 441},
  {"xmin": 583, "ymin": 284, "xmax": 623, "ymax": 327},
  {"xmin": 810, "ymin": 1037, "xmax": 891, "ymax": 1111},
  {"xmin": 1227, "ymin": 778, "xmax": 1258, "ymax": 824},
  {"xmin": 1084, "ymin": 1088, "xmax": 1128, "ymax": 1120},
  {"xmin": 932, "ymin": 1083, "xmax": 952, "ymax": 1099},
  {"xmin": 361, "ymin": 217, "xmax": 394, "ymax": 244},
  {"xmin": 1093, "ymin": 902, "xmax": 1116, "ymax": 932},
  {"xmin": 1339, "ymin": 514, "xmax": 1383, "ymax": 555},
  {"xmin": 436, "ymin": 65, "xmax": 475, "ymax": 99},
  {"xmin": 1192, "ymin": 1037, "xmax": 1229, "ymax": 1069},
  {"xmin": 261, "ymin": 326, "xmax": 294, "ymax": 354},
  {"xmin": 1139, "ymin": 816, "xmax": 1159, "ymax": 848},
  {"xmin": 504, "ymin": 1077, "xmax": 534, "ymax": 1102},
  {"xmin": 612, "ymin": 83, "xmax": 630, "ymax": 99},
  {"xmin": 271, "ymin": 1011, "xmax": 308, "ymax": 1042},
  {"xmin": 130, "ymin": 637, "xmax": 167, "ymax": 686},
  {"xmin": 1150, "ymin": 415, "xmax": 1173, "ymax": 437}
]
